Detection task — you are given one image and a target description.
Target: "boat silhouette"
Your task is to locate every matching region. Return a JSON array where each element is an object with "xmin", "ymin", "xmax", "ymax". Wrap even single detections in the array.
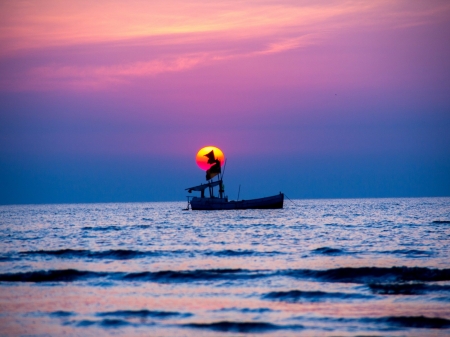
[{"xmin": 185, "ymin": 150, "xmax": 284, "ymax": 210}]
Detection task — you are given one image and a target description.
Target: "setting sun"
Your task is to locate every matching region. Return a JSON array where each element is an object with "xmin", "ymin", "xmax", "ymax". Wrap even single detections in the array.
[{"xmin": 195, "ymin": 146, "xmax": 225, "ymax": 171}]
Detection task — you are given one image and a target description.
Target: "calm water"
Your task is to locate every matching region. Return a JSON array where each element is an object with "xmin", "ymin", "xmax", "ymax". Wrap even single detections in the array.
[{"xmin": 1, "ymin": 198, "xmax": 450, "ymax": 336}]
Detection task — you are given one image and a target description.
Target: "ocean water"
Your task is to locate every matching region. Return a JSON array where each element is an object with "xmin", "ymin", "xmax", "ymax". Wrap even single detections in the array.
[{"xmin": 1, "ymin": 197, "xmax": 450, "ymax": 336}]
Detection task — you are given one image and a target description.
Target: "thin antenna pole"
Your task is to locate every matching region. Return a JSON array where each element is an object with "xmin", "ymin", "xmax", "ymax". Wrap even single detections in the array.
[
  {"xmin": 237, "ymin": 184, "xmax": 241, "ymax": 201},
  {"xmin": 220, "ymin": 159, "xmax": 227, "ymax": 181}
]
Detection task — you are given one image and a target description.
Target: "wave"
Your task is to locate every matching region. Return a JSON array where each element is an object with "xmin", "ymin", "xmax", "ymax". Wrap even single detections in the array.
[
  {"xmin": 283, "ymin": 266, "xmax": 450, "ymax": 283},
  {"xmin": 432, "ymin": 296, "xmax": 450, "ymax": 302},
  {"xmin": 96, "ymin": 310, "xmax": 191, "ymax": 319},
  {"xmin": 380, "ymin": 249, "xmax": 433, "ymax": 257},
  {"xmin": 312, "ymin": 247, "xmax": 347, "ymax": 255},
  {"xmin": 367, "ymin": 316, "xmax": 450, "ymax": 329},
  {"xmin": 49, "ymin": 311, "xmax": 75, "ymax": 317},
  {"xmin": 0, "ymin": 269, "xmax": 109, "ymax": 282},
  {"xmin": 21, "ymin": 249, "xmax": 161, "ymax": 260},
  {"xmin": 0, "ymin": 268, "xmax": 265, "ymax": 283},
  {"xmin": 214, "ymin": 307, "xmax": 275, "ymax": 313},
  {"xmin": 204, "ymin": 249, "xmax": 283, "ymax": 257},
  {"xmin": 121, "ymin": 268, "xmax": 261, "ymax": 282},
  {"xmin": 74, "ymin": 318, "xmax": 134, "ymax": 328},
  {"xmin": 82, "ymin": 226, "xmax": 123, "ymax": 231},
  {"xmin": 2, "ymin": 266, "xmax": 449, "ymax": 284},
  {"xmin": 19, "ymin": 248, "xmax": 278, "ymax": 260},
  {"xmin": 0, "ymin": 256, "xmax": 17, "ymax": 262},
  {"xmin": 293, "ymin": 315, "xmax": 450, "ymax": 329},
  {"xmin": 67, "ymin": 316, "xmax": 450, "ymax": 331},
  {"xmin": 263, "ymin": 290, "xmax": 373, "ymax": 302},
  {"xmin": 60, "ymin": 310, "xmax": 190, "ymax": 329},
  {"xmin": 133, "ymin": 224, "xmax": 151, "ymax": 229},
  {"xmin": 183, "ymin": 321, "xmax": 303, "ymax": 333},
  {"xmin": 367, "ymin": 283, "xmax": 450, "ymax": 295},
  {"xmin": 70, "ymin": 319, "xmax": 304, "ymax": 332},
  {"xmin": 432, "ymin": 220, "xmax": 450, "ymax": 224}
]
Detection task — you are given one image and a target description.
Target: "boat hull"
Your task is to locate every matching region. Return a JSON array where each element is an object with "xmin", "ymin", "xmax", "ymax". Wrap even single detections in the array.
[{"xmin": 190, "ymin": 193, "xmax": 284, "ymax": 210}]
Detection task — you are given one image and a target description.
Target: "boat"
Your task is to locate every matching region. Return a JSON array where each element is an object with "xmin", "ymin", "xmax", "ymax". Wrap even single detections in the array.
[
  {"xmin": 185, "ymin": 180, "xmax": 284, "ymax": 210},
  {"xmin": 184, "ymin": 149, "xmax": 284, "ymax": 210}
]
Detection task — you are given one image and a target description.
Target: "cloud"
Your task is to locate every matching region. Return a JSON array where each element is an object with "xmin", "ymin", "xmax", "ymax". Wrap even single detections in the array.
[
  {"xmin": 1, "ymin": 0, "xmax": 449, "ymax": 91},
  {"xmin": 24, "ymin": 55, "xmax": 207, "ymax": 90}
]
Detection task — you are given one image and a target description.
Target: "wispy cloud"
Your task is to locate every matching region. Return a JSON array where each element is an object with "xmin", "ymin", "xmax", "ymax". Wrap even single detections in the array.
[
  {"xmin": 1, "ymin": 58, "xmax": 197, "ymax": 92},
  {"xmin": 1, "ymin": 0, "xmax": 449, "ymax": 91}
]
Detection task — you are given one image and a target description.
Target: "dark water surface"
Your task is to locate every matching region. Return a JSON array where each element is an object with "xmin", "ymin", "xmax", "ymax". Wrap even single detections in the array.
[{"xmin": 1, "ymin": 198, "xmax": 449, "ymax": 336}]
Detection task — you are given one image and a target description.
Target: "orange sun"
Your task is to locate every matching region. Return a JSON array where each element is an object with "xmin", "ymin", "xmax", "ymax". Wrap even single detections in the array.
[{"xmin": 196, "ymin": 146, "xmax": 225, "ymax": 171}]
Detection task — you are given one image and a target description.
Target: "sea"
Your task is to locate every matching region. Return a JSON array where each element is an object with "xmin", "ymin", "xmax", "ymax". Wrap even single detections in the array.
[{"xmin": 1, "ymin": 197, "xmax": 450, "ymax": 336}]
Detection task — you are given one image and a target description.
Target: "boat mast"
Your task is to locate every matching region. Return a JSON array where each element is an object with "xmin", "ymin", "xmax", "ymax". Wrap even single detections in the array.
[
  {"xmin": 209, "ymin": 179, "xmax": 213, "ymax": 197},
  {"xmin": 219, "ymin": 159, "xmax": 226, "ymax": 199}
]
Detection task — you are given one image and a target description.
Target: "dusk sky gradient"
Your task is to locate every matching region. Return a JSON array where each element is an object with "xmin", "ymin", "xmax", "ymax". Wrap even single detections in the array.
[{"xmin": 1, "ymin": 0, "xmax": 449, "ymax": 204}]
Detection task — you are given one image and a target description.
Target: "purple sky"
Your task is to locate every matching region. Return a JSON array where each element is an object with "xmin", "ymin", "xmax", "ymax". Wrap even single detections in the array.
[{"xmin": 1, "ymin": 0, "xmax": 449, "ymax": 204}]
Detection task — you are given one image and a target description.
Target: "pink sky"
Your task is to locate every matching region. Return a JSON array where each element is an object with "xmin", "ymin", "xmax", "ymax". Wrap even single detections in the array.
[
  {"xmin": 2, "ymin": 1, "xmax": 449, "ymax": 91},
  {"xmin": 0, "ymin": 0, "xmax": 449, "ymax": 202}
]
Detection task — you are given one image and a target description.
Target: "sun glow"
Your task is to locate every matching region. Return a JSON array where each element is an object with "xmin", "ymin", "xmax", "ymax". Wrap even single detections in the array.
[{"xmin": 196, "ymin": 146, "xmax": 225, "ymax": 171}]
